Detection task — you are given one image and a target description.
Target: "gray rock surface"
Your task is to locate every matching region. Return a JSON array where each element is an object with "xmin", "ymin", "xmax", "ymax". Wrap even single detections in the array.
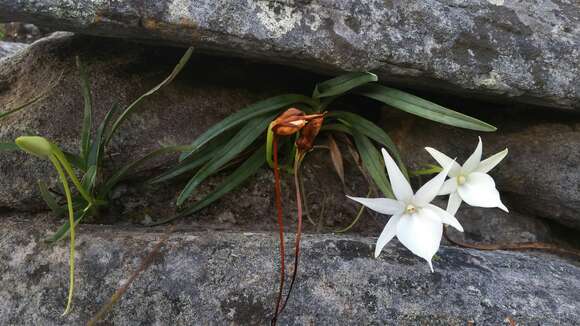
[
  {"xmin": 384, "ymin": 110, "xmax": 580, "ymax": 230},
  {"xmin": 0, "ymin": 41, "xmax": 26, "ymax": 58},
  {"xmin": 0, "ymin": 0, "xmax": 579, "ymax": 110},
  {"xmin": 0, "ymin": 214, "xmax": 579, "ymax": 325}
]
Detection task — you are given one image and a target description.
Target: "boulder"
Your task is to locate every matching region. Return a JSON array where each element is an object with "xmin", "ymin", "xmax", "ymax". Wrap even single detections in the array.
[
  {"xmin": 385, "ymin": 110, "xmax": 580, "ymax": 230},
  {"xmin": 0, "ymin": 0, "xmax": 578, "ymax": 110},
  {"xmin": 0, "ymin": 214, "xmax": 578, "ymax": 325}
]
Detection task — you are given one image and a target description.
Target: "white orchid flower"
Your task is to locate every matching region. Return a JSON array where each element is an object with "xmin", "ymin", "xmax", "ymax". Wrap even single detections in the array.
[
  {"xmin": 347, "ymin": 148, "xmax": 464, "ymax": 272},
  {"xmin": 425, "ymin": 137, "xmax": 508, "ymax": 215}
]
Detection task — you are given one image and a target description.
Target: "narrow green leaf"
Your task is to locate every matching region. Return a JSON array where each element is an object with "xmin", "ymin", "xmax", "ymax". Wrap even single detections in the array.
[
  {"xmin": 98, "ymin": 145, "xmax": 189, "ymax": 199},
  {"xmin": 351, "ymin": 129, "xmax": 394, "ymax": 198},
  {"xmin": 180, "ymin": 94, "xmax": 315, "ymax": 161},
  {"xmin": 105, "ymin": 47, "xmax": 194, "ymax": 146},
  {"xmin": 62, "ymin": 151, "xmax": 86, "ymax": 172},
  {"xmin": 77, "ymin": 56, "xmax": 93, "ymax": 162},
  {"xmin": 46, "ymin": 208, "xmax": 89, "ymax": 243},
  {"xmin": 329, "ymin": 111, "xmax": 408, "ymax": 179},
  {"xmin": 313, "ymin": 72, "xmax": 378, "ymax": 99},
  {"xmin": 81, "ymin": 165, "xmax": 97, "ymax": 193},
  {"xmin": 38, "ymin": 180, "xmax": 65, "ymax": 217},
  {"xmin": 357, "ymin": 84, "xmax": 496, "ymax": 131},
  {"xmin": 87, "ymin": 103, "xmax": 119, "ymax": 167},
  {"xmin": 149, "ymin": 145, "xmax": 266, "ymax": 225},
  {"xmin": 0, "ymin": 142, "xmax": 18, "ymax": 151},
  {"xmin": 177, "ymin": 114, "xmax": 276, "ymax": 206},
  {"xmin": 0, "ymin": 71, "xmax": 62, "ymax": 120}
]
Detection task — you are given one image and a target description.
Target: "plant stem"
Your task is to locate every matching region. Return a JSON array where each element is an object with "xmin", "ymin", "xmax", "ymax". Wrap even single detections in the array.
[
  {"xmin": 49, "ymin": 154, "xmax": 75, "ymax": 316},
  {"xmin": 271, "ymin": 136, "xmax": 286, "ymax": 326},
  {"xmin": 280, "ymin": 152, "xmax": 304, "ymax": 314},
  {"xmin": 443, "ymin": 226, "xmax": 580, "ymax": 257},
  {"xmin": 335, "ymin": 188, "xmax": 371, "ymax": 233}
]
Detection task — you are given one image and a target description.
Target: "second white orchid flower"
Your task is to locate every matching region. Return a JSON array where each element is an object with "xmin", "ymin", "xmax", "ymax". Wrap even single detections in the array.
[
  {"xmin": 348, "ymin": 148, "xmax": 464, "ymax": 272},
  {"xmin": 426, "ymin": 137, "xmax": 508, "ymax": 215}
]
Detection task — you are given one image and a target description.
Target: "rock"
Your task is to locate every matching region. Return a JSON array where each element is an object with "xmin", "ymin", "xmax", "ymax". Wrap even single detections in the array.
[
  {"xmin": 0, "ymin": 41, "xmax": 26, "ymax": 58},
  {"xmin": 385, "ymin": 110, "xmax": 580, "ymax": 230},
  {"xmin": 0, "ymin": 1, "xmax": 578, "ymax": 110},
  {"xmin": 0, "ymin": 214, "xmax": 578, "ymax": 325}
]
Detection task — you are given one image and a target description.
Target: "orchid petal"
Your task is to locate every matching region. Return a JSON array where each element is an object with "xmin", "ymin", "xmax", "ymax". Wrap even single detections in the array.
[
  {"xmin": 347, "ymin": 196, "xmax": 404, "ymax": 215},
  {"xmin": 457, "ymin": 172, "xmax": 508, "ymax": 211},
  {"xmin": 381, "ymin": 148, "xmax": 413, "ymax": 202},
  {"xmin": 425, "ymin": 147, "xmax": 461, "ymax": 177},
  {"xmin": 413, "ymin": 162, "xmax": 455, "ymax": 206},
  {"xmin": 374, "ymin": 214, "xmax": 402, "ymax": 258},
  {"xmin": 426, "ymin": 204, "xmax": 464, "ymax": 232},
  {"xmin": 477, "ymin": 148, "xmax": 508, "ymax": 173},
  {"xmin": 446, "ymin": 191, "xmax": 462, "ymax": 215},
  {"xmin": 439, "ymin": 178, "xmax": 457, "ymax": 195},
  {"xmin": 462, "ymin": 137, "xmax": 482, "ymax": 173},
  {"xmin": 396, "ymin": 210, "xmax": 443, "ymax": 272}
]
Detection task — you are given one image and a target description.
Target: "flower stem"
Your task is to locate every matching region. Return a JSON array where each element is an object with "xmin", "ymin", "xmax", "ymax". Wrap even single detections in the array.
[
  {"xmin": 49, "ymin": 154, "xmax": 75, "ymax": 315},
  {"xmin": 280, "ymin": 152, "xmax": 305, "ymax": 314},
  {"xmin": 443, "ymin": 226, "xmax": 580, "ymax": 257},
  {"xmin": 271, "ymin": 136, "xmax": 286, "ymax": 326}
]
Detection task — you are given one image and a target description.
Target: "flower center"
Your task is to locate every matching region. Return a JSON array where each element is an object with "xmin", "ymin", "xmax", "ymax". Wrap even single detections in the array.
[
  {"xmin": 405, "ymin": 204, "xmax": 416, "ymax": 214},
  {"xmin": 457, "ymin": 175, "xmax": 467, "ymax": 185}
]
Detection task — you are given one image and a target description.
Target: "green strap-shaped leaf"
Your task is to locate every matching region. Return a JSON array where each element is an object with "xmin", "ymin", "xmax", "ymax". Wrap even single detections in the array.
[
  {"xmin": 98, "ymin": 145, "xmax": 190, "ymax": 199},
  {"xmin": 0, "ymin": 142, "xmax": 18, "ymax": 151},
  {"xmin": 356, "ymin": 84, "xmax": 497, "ymax": 132},
  {"xmin": 149, "ymin": 137, "xmax": 229, "ymax": 184},
  {"xmin": 105, "ymin": 47, "xmax": 194, "ymax": 146},
  {"xmin": 81, "ymin": 165, "xmax": 97, "ymax": 193},
  {"xmin": 313, "ymin": 72, "xmax": 378, "ymax": 99},
  {"xmin": 87, "ymin": 103, "xmax": 119, "ymax": 167},
  {"xmin": 77, "ymin": 56, "xmax": 93, "ymax": 161},
  {"xmin": 179, "ymin": 94, "xmax": 315, "ymax": 161},
  {"xmin": 46, "ymin": 208, "xmax": 89, "ymax": 243},
  {"xmin": 177, "ymin": 113, "xmax": 276, "ymax": 206},
  {"xmin": 351, "ymin": 129, "xmax": 394, "ymax": 198},
  {"xmin": 0, "ymin": 70, "xmax": 62, "ymax": 120},
  {"xmin": 329, "ymin": 111, "xmax": 408, "ymax": 179},
  {"xmin": 38, "ymin": 180, "xmax": 65, "ymax": 217},
  {"xmin": 150, "ymin": 145, "xmax": 266, "ymax": 225}
]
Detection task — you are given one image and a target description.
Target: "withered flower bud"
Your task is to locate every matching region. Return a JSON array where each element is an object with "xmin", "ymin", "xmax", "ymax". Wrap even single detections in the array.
[
  {"xmin": 296, "ymin": 115, "xmax": 324, "ymax": 153},
  {"xmin": 272, "ymin": 108, "xmax": 307, "ymax": 136}
]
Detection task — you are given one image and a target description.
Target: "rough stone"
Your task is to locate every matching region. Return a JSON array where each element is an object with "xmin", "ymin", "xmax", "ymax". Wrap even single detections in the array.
[
  {"xmin": 0, "ymin": 41, "xmax": 26, "ymax": 58},
  {"xmin": 0, "ymin": 0, "xmax": 578, "ymax": 110},
  {"xmin": 385, "ymin": 109, "xmax": 580, "ymax": 230},
  {"xmin": 0, "ymin": 214, "xmax": 578, "ymax": 325}
]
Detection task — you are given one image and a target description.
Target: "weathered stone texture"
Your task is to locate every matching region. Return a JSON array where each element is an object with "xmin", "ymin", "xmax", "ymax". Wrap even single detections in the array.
[
  {"xmin": 0, "ymin": 0, "xmax": 578, "ymax": 109},
  {"xmin": 1, "ymin": 215, "xmax": 579, "ymax": 325}
]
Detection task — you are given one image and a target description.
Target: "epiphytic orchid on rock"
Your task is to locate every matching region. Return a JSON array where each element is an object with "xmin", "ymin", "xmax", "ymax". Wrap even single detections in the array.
[
  {"xmin": 348, "ymin": 148, "xmax": 464, "ymax": 272},
  {"xmin": 425, "ymin": 137, "xmax": 508, "ymax": 215}
]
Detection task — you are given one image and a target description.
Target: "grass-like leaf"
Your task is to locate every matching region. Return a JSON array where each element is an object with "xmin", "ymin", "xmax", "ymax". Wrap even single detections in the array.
[
  {"xmin": 87, "ymin": 103, "xmax": 119, "ymax": 167},
  {"xmin": 357, "ymin": 84, "xmax": 496, "ymax": 131},
  {"xmin": 105, "ymin": 47, "xmax": 194, "ymax": 146},
  {"xmin": 81, "ymin": 166, "xmax": 97, "ymax": 193},
  {"xmin": 38, "ymin": 180, "xmax": 65, "ymax": 217},
  {"xmin": 0, "ymin": 71, "xmax": 62, "ymax": 120},
  {"xmin": 177, "ymin": 114, "xmax": 276, "ymax": 206},
  {"xmin": 351, "ymin": 129, "xmax": 394, "ymax": 198},
  {"xmin": 0, "ymin": 142, "xmax": 18, "ymax": 151},
  {"xmin": 313, "ymin": 72, "xmax": 378, "ymax": 99},
  {"xmin": 77, "ymin": 56, "xmax": 93, "ymax": 161},
  {"xmin": 98, "ymin": 145, "xmax": 189, "ymax": 199},
  {"xmin": 330, "ymin": 111, "xmax": 408, "ymax": 178},
  {"xmin": 180, "ymin": 94, "xmax": 314, "ymax": 161},
  {"xmin": 151, "ymin": 145, "xmax": 266, "ymax": 225}
]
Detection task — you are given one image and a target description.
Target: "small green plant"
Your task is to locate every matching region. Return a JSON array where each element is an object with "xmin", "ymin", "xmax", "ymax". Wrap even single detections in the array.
[{"xmin": 1, "ymin": 47, "xmax": 193, "ymax": 314}]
